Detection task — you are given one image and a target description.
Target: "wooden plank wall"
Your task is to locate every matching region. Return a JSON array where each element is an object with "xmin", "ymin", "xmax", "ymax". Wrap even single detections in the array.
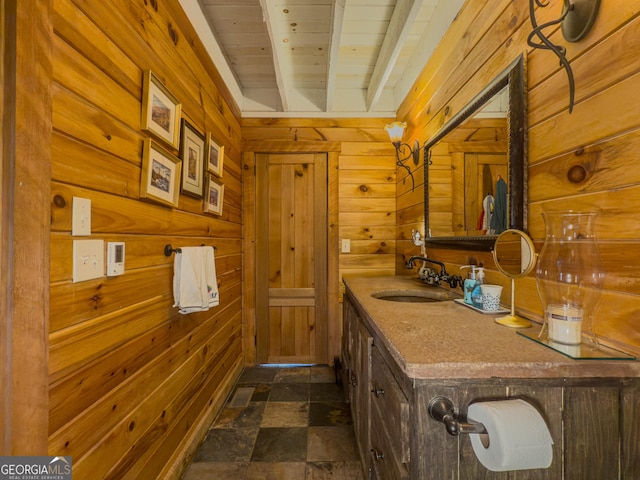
[
  {"xmin": 396, "ymin": 0, "xmax": 640, "ymax": 355},
  {"xmin": 242, "ymin": 118, "xmax": 397, "ymax": 364},
  {"xmin": 49, "ymin": 0, "xmax": 243, "ymax": 478}
]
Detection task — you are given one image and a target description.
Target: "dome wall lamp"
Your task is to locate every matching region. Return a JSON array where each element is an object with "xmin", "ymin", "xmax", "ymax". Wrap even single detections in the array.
[
  {"xmin": 527, "ymin": 0, "xmax": 600, "ymax": 114},
  {"xmin": 384, "ymin": 121, "xmax": 420, "ymax": 191}
]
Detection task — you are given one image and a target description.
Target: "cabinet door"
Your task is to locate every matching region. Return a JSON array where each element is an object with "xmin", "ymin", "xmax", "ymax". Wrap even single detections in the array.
[
  {"xmin": 370, "ymin": 346, "xmax": 410, "ymax": 464},
  {"xmin": 353, "ymin": 319, "xmax": 373, "ymax": 474},
  {"xmin": 370, "ymin": 346, "xmax": 410, "ymax": 480},
  {"xmin": 370, "ymin": 406, "xmax": 409, "ymax": 480},
  {"xmin": 341, "ymin": 299, "xmax": 354, "ymax": 400}
]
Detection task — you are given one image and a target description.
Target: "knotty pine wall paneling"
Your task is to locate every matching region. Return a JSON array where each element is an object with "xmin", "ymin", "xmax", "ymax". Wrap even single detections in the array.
[
  {"xmin": 49, "ymin": 0, "xmax": 243, "ymax": 478},
  {"xmin": 397, "ymin": 0, "xmax": 640, "ymax": 355},
  {"xmin": 241, "ymin": 118, "xmax": 396, "ymax": 365}
]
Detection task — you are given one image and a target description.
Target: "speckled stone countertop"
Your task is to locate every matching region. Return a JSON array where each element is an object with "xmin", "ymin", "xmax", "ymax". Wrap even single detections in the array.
[{"xmin": 343, "ymin": 275, "xmax": 640, "ymax": 380}]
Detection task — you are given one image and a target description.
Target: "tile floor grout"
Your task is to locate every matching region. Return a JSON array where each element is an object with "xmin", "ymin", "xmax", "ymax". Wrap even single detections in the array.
[{"xmin": 182, "ymin": 365, "xmax": 364, "ymax": 480}]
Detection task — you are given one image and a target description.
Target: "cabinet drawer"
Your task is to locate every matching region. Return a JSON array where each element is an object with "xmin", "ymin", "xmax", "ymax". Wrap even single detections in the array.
[
  {"xmin": 370, "ymin": 346, "xmax": 410, "ymax": 464},
  {"xmin": 370, "ymin": 402, "xmax": 410, "ymax": 480}
]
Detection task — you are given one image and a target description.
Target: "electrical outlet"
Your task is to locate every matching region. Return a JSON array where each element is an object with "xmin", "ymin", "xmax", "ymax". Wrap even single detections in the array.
[{"xmin": 341, "ymin": 239, "xmax": 351, "ymax": 253}]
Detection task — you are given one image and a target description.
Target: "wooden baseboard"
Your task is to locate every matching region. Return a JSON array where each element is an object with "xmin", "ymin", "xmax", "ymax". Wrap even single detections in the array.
[{"xmin": 159, "ymin": 355, "xmax": 245, "ymax": 480}]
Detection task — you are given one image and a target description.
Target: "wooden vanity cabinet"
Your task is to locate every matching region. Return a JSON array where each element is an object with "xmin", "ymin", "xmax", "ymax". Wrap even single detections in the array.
[
  {"xmin": 340, "ymin": 297, "xmax": 354, "ymax": 399},
  {"xmin": 342, "ymin": 289, "xmax": 640, "ymax": 480},
  {"xmin": 342, "ymin": 297, "xmax": 373, "ymax": 477},
  {"xmin": 344, "ymin": 294, "xmax": 410, "ymax": 480},
  {"xmin": 369, "ymin": 345, "xmax": 410, "ymax": 480}
]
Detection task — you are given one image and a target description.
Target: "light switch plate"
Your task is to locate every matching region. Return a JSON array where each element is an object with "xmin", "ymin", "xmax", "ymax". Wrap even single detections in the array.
[
  {"xmin": 72, "ymin": 197, "xmax": 91, "ymax": 236},
  {"xmin": 341, "ymin": 239, "xmax": 351, "ymax": 253},
  {"xmin": 73, "ymin": 239, "xmax": 104, "ymax": 282}
]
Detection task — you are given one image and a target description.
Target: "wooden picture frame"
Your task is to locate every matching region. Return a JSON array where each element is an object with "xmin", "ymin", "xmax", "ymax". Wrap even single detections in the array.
[
  {"xmin": 140, "ymin": 139, "xmax": 182, "ymax": 207},
  {"xmin": 141, "ymin": 71, "xmax": 182, "ymax": 150},
  {"xmin": 204, "ymin": 174, "xmax": 224, "ymax": 216},
  {"xmin": 205, "ymin": 132, "xmax": 224, "ymax": 177},
  {"xmin": 179, "ymin": 119, "xmax": 205, "ymax": 198}
]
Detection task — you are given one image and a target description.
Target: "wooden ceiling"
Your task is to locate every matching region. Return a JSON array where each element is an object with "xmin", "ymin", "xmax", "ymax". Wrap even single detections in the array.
[{"xmin": 181, "ymin": 0, "xmax": 465, "ymax": 116}]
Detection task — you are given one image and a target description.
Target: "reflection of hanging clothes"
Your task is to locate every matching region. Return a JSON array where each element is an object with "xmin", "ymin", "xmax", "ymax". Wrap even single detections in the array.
[
  {"xmin": 491, "ymin": 176, "xmax": 507, "ymax": 234},
  {"xmin": 481, "ymin": 194, "xmax": 494, "ymax": 234},
  {"xmin": 482, "ymin": 165, "xmax": 494, "ymax": 198}
]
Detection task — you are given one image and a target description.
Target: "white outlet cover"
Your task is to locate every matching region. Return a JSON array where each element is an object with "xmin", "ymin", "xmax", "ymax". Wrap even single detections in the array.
[
  {"xmin": 72, "ymin": 197, "xmax": 91, "ymax": 236},
  {"xmin": 73, "ymin": 239, "xmax": 104, "ymax": 283}
]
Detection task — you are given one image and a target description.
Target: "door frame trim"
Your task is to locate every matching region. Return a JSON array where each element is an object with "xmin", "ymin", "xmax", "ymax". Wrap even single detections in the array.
[
  {"xmin": 254, "ymin": 152, "xmax": 327, "ymax": 364},
  {"xmin": 242, "ymin": 146, "xmax": 340, "ymax": 367},
  {"xmin": 1, "ymin": 0, "xmax": 52, "ymax": 453}
]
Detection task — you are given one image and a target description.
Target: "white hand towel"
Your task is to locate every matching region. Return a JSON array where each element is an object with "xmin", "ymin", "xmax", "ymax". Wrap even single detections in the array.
[
  {"xmin": 203, "ymin": 246, "xmax": 219, "ymax": 308},
  {"xmin": 173, "ymin": 246, "xmax": 219, "ymax": 314}
]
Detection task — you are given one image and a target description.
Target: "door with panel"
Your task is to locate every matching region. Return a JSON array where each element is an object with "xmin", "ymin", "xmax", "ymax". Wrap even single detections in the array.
[
  {"xmin": 255, "ymin": 153, "xmax": 328, "ymax": 364},
  {"xmin": 460, "ymin": 152, "xmax": 508, "ymax": 234}
]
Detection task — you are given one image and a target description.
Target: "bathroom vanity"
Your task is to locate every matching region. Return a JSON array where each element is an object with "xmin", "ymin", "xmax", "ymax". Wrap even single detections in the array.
[{"xmin": 341, "ymin": 275, "xmax": 640, "ymax": 480}]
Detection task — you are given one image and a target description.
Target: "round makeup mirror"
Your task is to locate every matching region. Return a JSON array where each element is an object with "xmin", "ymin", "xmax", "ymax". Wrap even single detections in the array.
[{"xmin": 492, "ymin": 229, "xmax": 537, "ymax": 328}]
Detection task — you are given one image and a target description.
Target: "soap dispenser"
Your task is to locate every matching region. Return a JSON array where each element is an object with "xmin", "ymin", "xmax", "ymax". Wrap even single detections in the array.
[
  {"xmin": 471, "ymin": 267, "xmax": 485, "ymax": 308},
  {"xmin": 460, "ymin": 266, "xmax": 478, "ymax": 305}
]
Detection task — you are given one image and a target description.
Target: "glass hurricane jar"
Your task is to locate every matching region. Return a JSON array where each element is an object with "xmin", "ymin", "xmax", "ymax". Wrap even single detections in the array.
[{"xmin": 535, "ymin": 211, "xmax": 605, "ymax": 346}]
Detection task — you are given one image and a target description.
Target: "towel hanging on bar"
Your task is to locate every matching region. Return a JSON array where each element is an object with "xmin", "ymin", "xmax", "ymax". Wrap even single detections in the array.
[
  {"xmin": 172, "ymin": 246, "xmax": 219, "ymax": 314},
  {"xmin": 164, "ymin": 243, "xmax": 215, "ymax": 256}
]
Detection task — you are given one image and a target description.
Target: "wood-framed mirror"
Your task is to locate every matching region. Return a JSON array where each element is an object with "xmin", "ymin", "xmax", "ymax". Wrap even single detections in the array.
[{"xmin": 423, "ymin": 54, "xmax": 527, "ymax": 251}]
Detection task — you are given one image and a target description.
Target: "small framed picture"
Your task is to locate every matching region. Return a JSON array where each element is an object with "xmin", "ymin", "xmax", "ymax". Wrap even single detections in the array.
[
  {"xmin": 141, "ymin": 71, "xmax": 182, "ymax": 150},
  {"xmin": 204, "ymin": 175, "xmax": 224, "ymax": 216},
  {"xmin": 140, "ymin": 139, "xmax": 182, "ymax": 208},
  {"xmin": 179, "ymin": 119, "xmax": 205, "ymax": 198},
  {"xmin": 205, "ymin": 132, "xmax": 224, "ymax": 177}
]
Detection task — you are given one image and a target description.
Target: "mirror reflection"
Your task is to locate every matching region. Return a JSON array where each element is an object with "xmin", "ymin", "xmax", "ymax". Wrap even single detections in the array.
[
  {"xmin": 424, "ymin": 54, "xmax": 526, "ymax": 251},
  {"xmin": 493, "ymin": 229, "xmax": 536, "ymax": 278},
  {"xmin": 429, "ymin": 87, "xmax": 509, "ymax": 236},
  {"xmin": 492, "ymin": 229, "xmax": 536, "ymax": 328}
]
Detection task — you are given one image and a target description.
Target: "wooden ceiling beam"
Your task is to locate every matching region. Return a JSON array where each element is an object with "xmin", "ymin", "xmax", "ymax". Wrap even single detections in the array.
[
  {"xmin": 259, "ymin": 0, "xmax": 291, "ymax": 111},
  {"xmin": 366, "ymin": 0, "xmax": 423, "ymax": 111},
  {"xmin": 326, "ymin": 0, "xmax": 346, "ymax": 112}
]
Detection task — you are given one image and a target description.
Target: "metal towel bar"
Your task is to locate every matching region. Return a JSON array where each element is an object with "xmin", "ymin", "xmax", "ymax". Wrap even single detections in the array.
[{"xmin": 164, "ymin": 244, "xmax": 216, "ymax": 257}]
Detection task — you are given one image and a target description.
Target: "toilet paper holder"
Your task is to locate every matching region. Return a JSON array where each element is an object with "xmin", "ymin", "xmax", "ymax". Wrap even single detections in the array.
[{"xmin": 428, "ymin": 396, "xmax": 487, "ymax": 436}]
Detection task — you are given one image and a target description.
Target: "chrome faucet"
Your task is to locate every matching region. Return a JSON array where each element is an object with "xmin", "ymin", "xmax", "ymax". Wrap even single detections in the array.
[{"xmin": 406, "ymin": 256, "xmax": 463, "ymax": 289}]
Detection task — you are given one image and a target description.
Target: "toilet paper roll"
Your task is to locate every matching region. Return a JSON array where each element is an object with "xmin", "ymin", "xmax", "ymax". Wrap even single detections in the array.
[{"xmin": 467, "ymin": 399, "xmax": 553, "ymax": 472}]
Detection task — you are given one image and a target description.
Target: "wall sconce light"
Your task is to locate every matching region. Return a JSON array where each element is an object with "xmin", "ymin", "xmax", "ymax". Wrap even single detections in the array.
[
  {"xmin": 385, "ymin": 121, "xmax": 420, "ymax": 190},
  {"xmin": 527, "ymin": 0, "xmax": 600, "ymax": 113}
]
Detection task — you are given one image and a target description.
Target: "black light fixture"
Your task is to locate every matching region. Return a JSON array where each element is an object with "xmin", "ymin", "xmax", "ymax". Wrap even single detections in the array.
[
  {"xmin": 527, "ymin": 0, "xmax": 600, "ymax": 113},
  {"xmin": 384, "ymin": 121, "xmax": 420, "ymax": 191}
]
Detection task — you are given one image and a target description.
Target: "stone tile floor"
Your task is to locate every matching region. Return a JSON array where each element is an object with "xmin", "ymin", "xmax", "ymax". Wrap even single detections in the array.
[{"xmin": 182, "ymin": 365, "xmax": 364, "ymax": 480}]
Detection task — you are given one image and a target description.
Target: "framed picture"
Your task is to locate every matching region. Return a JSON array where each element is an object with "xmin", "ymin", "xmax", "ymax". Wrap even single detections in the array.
[
  {"xmin": 205, "ymin": 132, "xmax": 224, "ymax": 177},
  {"xmin": 204, "ymin": 174, "xmax": 224, "ymax": 216},
  {"xmin": 141, "ymin": 71, "xmax": 182, "ymax": 150},
  {"xmin": 179, "ymin": 119, "xmax": 205, "ymax": 198},
  {"xmin": 140, "ymin": 139, "xmax": 182, "ymax": 208}
]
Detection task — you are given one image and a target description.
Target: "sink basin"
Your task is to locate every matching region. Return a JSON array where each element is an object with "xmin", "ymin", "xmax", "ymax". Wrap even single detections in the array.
[{"xmin": 371, "ymin": 289, "xmax": 460, "ymax": 303}]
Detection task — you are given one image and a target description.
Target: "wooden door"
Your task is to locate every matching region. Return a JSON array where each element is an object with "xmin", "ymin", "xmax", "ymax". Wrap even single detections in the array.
[
  {"xmin": 255, "ymin": 153, "xmax": 328, "ymax": 364},
  {"xmin": 463, "ymin": 153, "xmax": 508, "ymax": 233}
]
